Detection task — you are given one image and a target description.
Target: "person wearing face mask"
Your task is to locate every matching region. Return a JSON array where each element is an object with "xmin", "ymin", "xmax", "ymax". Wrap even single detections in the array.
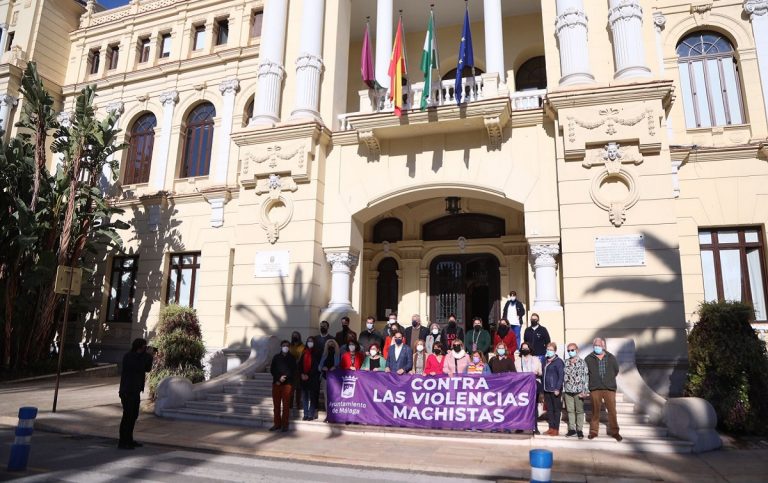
[
  {"xmin": 443, "ymin": 339, "xmax": 470, "ymax": 377},
  {"xmin": 542, "ymin": 342, "xmax": 565, "ymax": 436},
  {"xmin": 381, "ymin": 313, "xmax": 399, "ymax": 339},
  {"xmin": 465, "ymin": 351, "xmax": 490, "ymax": 374},
  {"xmin": 334, "ymin": 316, "xmax": 357, "ymax": 346},
  {"xmin": 289, "ymin": 331, "xmax": 304, "ymax": 410},
  {"xmin": 523, "ymin": 313, "xmax": 551, "ymax": 365},
  {"xmin": 425, "ymin": 323, "xmax": 441, "ymax": 354},
  {"xmin": 440, "ymin": 314, "xmax": 465, "ymax": 350},
  {"xmin": 584, "ymin": 338, "xmax": 622, "ymax": 442},
  {"xmin": 493, "ymin": 319, "xmax": 517, "ymax": 361},
  {"xmin": 270, "ymin": 340, "xmax": 297, "ymax": 432},
  {"xmin": 404, "ymin": 314, "xmax": 429, "ymax": 354},
  {"xmin": 358, "ymin": 316, "xmax": 383, "ymax": 353},
  {"xmin": 425, "ymin": 342, "xmax": 446, "ymax": 375},
  {"xmin": 383, "ymin": 322, "xmax": 406, "ymax": 359},
  {"xmin": 465, "ymin": 317, "xmax": 491, "ymax": 356},
  {"xmin": 340, "ymin": 340, "xmax": 363, "ymax": 370},
  {"xmin": 515, "ymin": 342, "xmax": 543, "ymax": 434},
  {"xmin": 385, "ymin": 331, "xmax": 413, "ymax": 374},
  {"xmin": 317, "ymin": 320, "xmax": 333, "ymax": 350},
  {"xmin": 563, "ymin": 342, "xmax": 589, "ymax": 439},
  {"xmin": 502, "ymin": 291, "xmax": 526, "ymax": 350},
  {"xmin": 318, "ymin": 339, "xmax": 340, "ymax": 421},
  {"xmin": 410, "ymin": 339, "xmax": 429, "ymax": 375},
  {"xmin": 299, "ymin": 336, "xmax": 321, "ymax": 421},
  {"xmin": 361, "ymin": 343, "xmax": 387, "ymax": 371},
  {"xmin": 489, "ymin": 343, "xmax": 516, "ymax": 374}
]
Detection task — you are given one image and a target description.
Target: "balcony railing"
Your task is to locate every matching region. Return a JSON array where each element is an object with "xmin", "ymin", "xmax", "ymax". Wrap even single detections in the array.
[{"xmin": 510, "ymin": 88, "xmax": 546, "ymax": 110}]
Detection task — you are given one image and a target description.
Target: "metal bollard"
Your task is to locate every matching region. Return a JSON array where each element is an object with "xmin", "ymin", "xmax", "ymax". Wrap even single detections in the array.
[
  {"xmin": 7, "ymin": 406, "xmax": 38, "ymax": 472},
  {"xmin": 529, "ymin": 448, "xmax": 553, "ymax": 483}
]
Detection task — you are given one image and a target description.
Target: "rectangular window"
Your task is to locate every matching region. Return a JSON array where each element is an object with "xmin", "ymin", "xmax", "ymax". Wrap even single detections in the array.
[
  {"xmin": 250, "ymin": 10, "xmax": 263, "ymax": 38},
  {"xmin": 699, "ymin": 227, "xmax": 768, "ymax": 321},
  {"xmin": 138, "ymin": 37, "xmax": 151, "ymax": 63},
  {"xmin": 215, "ymin": 18, "xmax": 229, "ymax": 46},
  {"xmin": 106, "ymin": 256, "xmax": 138, "ymax": 323},
  {"xmin": 680, "ymin": 56, "xmax": 744, "ymax": 128},
  {"xmin": 159, "ymin": 33, "xmax": 172, "ymax": 58},
  {"xmin": 5, "ymin": 31, "xmax": 14, "ymax": 51},
  {"xmin": 167, "ymin": 252, "xmax": 201, "ymax": 308},
  {"xmin": 89, "ymin": 48, "xmax": 101, "ymax": 75},
  {"xmin": 193, "ymin": 25, "xmax": 206, "ymax": 51},
  {"xmin": 107, "ymin": 45, "xmax": 120, "ymax": 70}
]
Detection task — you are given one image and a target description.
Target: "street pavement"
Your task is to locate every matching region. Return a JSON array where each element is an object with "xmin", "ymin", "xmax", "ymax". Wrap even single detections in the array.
[{"xmin": 1, "ymin": 376, "xmax": 768, "ymax": 482}]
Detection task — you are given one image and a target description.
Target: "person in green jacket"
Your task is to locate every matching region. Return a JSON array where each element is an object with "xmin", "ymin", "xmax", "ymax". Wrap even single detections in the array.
[
  {"xmin": 465, "ymin": 317, "xmax": 491, "ymax": 355},
  {"xmin": 361, "ymin": 343, "xmax": 388, "ymax": 371}
]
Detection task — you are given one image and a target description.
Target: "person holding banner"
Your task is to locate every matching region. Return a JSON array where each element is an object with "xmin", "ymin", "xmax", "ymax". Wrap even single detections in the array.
[
  {"xmin": 425, "ymin": 342, "xmax": 446, "ymax": 375},
  {"xmin": 411, "ymin": 339, "xmax": 429, "ymax": 374},
  {"xmin": 465, "ymin": 351, "xmax": 490, "ymax": 374},
  {"xmin": 542, "ymin": 342, "xmax": 565, "ymax": 436},
  {"xmin": 516, "ymin": 341, "xmax": 543, "ymax": 434},
  {"xmin": 340, "ymin": 340, "xmax": 363, "ymax": 370},
  {"xmin": 489, "ymin": 342, "xmax": 516, "ymax": 374},
  {"xmin": 440, "ymin": 314, "xmax": 465, "ymax": 350},
  {"xmin": 270, "ymin": 340, "xmax": 297, "ymax": 432},
  {"xmin": 385, "ymin": 331, "xmax": 413, "ymax": 374},
  {"xmin": 361, "ymin": 343, "xmax": 387, "ymax": 371},
  {"xmin": 299, "ymin": 336, "xmax": 321, "ymax": 421},
  {"xmin": 443, "ymin": 339, "xmax": 470, "ymax": 376},
  {"xmin": 425, "ymin": 323, "xmax": 441, "ymax": 353}
]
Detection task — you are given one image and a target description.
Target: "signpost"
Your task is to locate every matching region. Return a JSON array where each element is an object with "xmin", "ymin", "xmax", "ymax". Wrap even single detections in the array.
[{"xmin": 51, "ymin": 265, "xmax": 82, "ymax": 413}]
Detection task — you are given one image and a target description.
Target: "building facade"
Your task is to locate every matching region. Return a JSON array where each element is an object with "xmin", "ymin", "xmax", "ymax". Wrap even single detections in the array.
[{"xmin": 2, "ymin": 0, "xmax": 768, "ymax": 396}]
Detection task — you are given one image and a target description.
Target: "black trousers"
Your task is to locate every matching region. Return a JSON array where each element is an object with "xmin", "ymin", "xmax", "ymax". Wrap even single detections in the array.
[
  {"xmin": 119, "ymin": 392, "xmax": 141, "ymax": 445},
  {"xmin": 543, "ymin": 391, "xmax": 562, "ymax": 430}
]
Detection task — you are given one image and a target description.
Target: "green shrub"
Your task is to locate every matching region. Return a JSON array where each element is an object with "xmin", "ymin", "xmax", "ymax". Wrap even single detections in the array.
[
  {"xmin": 685, "ymin": 301, "xmax": 768, "ymax": 435},
  {"xmin": 148, "ymin": 304, "xmax": 206, "ymax": 399}
]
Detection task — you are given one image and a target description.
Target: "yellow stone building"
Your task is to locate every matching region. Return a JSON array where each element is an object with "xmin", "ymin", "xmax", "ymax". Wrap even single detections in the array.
[{"xmin": 3, "ymin": 0, "xmax": 768, "ymax": 397}]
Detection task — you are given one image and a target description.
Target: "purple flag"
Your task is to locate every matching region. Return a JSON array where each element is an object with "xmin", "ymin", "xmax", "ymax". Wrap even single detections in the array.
[
  {"xmin": 361, "ymin": 21, "xmax": 376, "ymax": 89},
  {"xmin": 326, "ymin": 370, "xmax": 537, "ymax": 431}
]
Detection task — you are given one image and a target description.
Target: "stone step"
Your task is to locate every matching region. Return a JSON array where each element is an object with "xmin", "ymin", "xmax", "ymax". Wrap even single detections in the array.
[
  {"xmin": 206, "ymin": 393, "xmax": 273, "ymax": 405},
  {"xmin": 535, "ymin": 421, "xmax": 667, "ymax": 438},
  {"xmin": 186, "ymin": 400, "xmax": 300, "ymax": 416},
  {"xmin": 161, "ymin": 408, "xmax": 690, "ymax": 454}
]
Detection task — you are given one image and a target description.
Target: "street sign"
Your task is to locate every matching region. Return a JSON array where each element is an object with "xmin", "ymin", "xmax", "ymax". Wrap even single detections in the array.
[{"xmin": 54, "ymin": 266, "xmax": 83, "ymax": 296}]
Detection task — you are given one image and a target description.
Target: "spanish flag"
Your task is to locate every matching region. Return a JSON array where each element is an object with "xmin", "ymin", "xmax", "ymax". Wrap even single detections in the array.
[{"xmin": 388, "ymin": 17, "xmax": 407, "ymax": 117}]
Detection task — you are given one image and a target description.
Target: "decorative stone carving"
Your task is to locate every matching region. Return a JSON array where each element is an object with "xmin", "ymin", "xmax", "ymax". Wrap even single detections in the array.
[
  {"xmin": 326, "ymin": 252, "xmax": 360, "ymax": 270},
  {"xmin": 745, "ymin": 0, "xmax": 768, "ymax": 18},
  {"xmin": 241, "ymin": 144, "xmax": 305, "ymax": 184},
  {"xmin": 257, "ymin": 60, "xmax": 286, "ymax": 79},
  {"xmin": 324, "ymin": 249, "xmax": 360, "ymax": 310},
  {"xmin": 584, "ymin": 142, "xmax": 643, "ymax": 173},
  {"xmin": 254, "ymin": 173, "xmax": 298, "ymax": 199},
  {"xmin": 690, "ymin": 2, "xmax": 713, "ymax": 14},
  {"xmin": 530, "ymin": 244, "xmax": 559, "ymax": 268},
  {"xmin": 359, "ymin": 130, "xmax": 381, "ymax": 158},
  {"xmin": 159, "ymin": 90, "xmax": 179, "ymax": 106},
  {"xmin": 296, "ymin": 53, "xmax": 324, "ymax": 72},
  {"xmin": 457, "ymin": 236, "xmax": 468, "ymax": 254},
  {"xmin": 652, "ymin": 12, "xmax": 667, "ymax": 31},
  {"xmin": 106, "ymin": 101, "xmax": 125, "ymax": 117},
  {"xmin": 564, "ymin": 106, "xmax": 659, "ymax": 159},
  {"xmin": 218, "ymin": 79, "xmax": 240, "ymax": 95},
  {"xmin": 0, "ymin": 94, "xmax": 17, "ymax": 108},
  {"xmin": 555, "ymin": 8, "xmax": 588, "ymax": 33},
  {"xmin": 258, "ymin": 194, "xmax": 294, "ymax": 244},
  {"xmin": 207, "ymin": 196, "xmax": 228, "ymax": 228},
  {"xmin": 528, "ymin": 241, "xmax": 562, "ymax": 311},
  {"xmin": 589, "ymin": 168, "xmax": 640, "ymax": 227},
  {"xmin": 484, "ymin": 115, "xmax": 503, "ymax": 150},
  {"xmin": 608, "ymin": 1, "xmax": 643, "ymax": 24}
]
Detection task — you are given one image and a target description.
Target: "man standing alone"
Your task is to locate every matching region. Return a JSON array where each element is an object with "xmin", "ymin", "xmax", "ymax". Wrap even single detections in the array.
[
  {"xmin": 118, "ymin": 338, "xmax": 154, "ymax": 449},
  {"xmin": 270, "ymin": 340, "xmax": 297, "ymax": 432},
  {"xmin": 584, "ymin": 338, "xmax": 622, "ymax": 442}
]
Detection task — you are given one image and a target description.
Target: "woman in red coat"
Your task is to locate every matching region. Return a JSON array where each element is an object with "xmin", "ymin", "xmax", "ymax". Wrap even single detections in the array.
[
  {"xmin": 424, "ymin": 342, "xmax": 447, "ymax": 375},
  {"xmin": 493, "ymin": 319, "xmax": 517, "ymax": 361},
  {"xmin": 340, "ymin": 340, "xmax": 363, "ymax": 370}
]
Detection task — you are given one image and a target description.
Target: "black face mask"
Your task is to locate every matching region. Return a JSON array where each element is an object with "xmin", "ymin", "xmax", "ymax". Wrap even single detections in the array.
[
  {"xmin": 448, "ymin": 321, "xmax": 456, "ymax": 327},
  {"xmin": 520, "ymin": 349, "xmax": 530, "ymax": 356},
  {"xmin": 453, "ymin": 346, "xmax": 462, "ymax": 353},
  {"xmin": 531, "ymin": 320, "xmax": 539, "ymax": 326},
  {"xmin": 498, "ymin": 325, "xmax": 509, "ymax": 336},
  {"xmin": 320, "ymin": 328, "xmax": 328, "ymax": 334},
  {"xmin": 412, "ymin": 321, "xmax": 419, "ymax": 327},
  {"xmin": 342, "ymin": 325, "xmax": 349, "ymax": 331},
  {"xmin": 434, "ymin": 349, "xmax": 442, "ymax": 355}
]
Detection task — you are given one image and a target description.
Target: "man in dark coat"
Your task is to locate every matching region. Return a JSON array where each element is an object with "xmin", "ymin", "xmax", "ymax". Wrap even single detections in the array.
[
  {"xmin": 404, "ymin": 314, "xmax": 429, "ymax": 353},
  {"xmin": 584, "ymin": 337, "xmax": 622, "ymax": 442},
  {"xmin": 358, "ymin": 316, "xmax": 384, "ymax": 352},
  {"xmin": 118, "ymin": 338, "xmax": 154, "ymax": 449},
  {"xmin": 334, "ymin": 316, "xmax": 357, "ymax": 346},
  {"xmin": 270, "ymin": 340, "xmax": 297, "ymax": 432},
  {"xmin": 523, "ymin": 313, "xmax": 551, "ymax": 365}
]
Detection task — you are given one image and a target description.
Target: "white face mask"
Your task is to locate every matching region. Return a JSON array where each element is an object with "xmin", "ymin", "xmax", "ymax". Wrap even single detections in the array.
[
  {"xmin": 281, "ymin": 346, "xmax": 289, "ymax": 354},
  {"xmin": 510, "ymin": 297, "xmax": 516, "ymax": 302},
  {"xmin": 388, "ymin": 319, "xmax": 397, "ymax": 325},
  {"xmin": 307, "ymin": 341, "xmax": 314, "ymax": 348},
  {"xmin": 431, "ymin": 328, "xmax": 439, "ymax": 335},
  {"xmin": 416, "ymin": 345, "xmax": 424, "ymax": 352},
  {"xmin": 366, "ymin": 323, "xmax": 374, "ymax": 330},
  {"xmin": 369, "ymin": 349, "xmax": 378, "ymax": 356},
  {"xmin": 348, "ymin": 345, "xmax": 356, "ymax": 352}
]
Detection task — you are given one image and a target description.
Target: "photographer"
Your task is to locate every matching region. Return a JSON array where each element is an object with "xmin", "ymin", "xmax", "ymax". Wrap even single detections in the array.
[{"xmin": 117, "ymin": 338, "xmax": 154, "ymax": 450}]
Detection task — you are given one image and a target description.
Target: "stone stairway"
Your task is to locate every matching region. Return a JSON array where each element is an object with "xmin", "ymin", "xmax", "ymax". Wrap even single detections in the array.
[{"xmin": 161, "ymin": 372, "xmax": 694, "ymax": 453}]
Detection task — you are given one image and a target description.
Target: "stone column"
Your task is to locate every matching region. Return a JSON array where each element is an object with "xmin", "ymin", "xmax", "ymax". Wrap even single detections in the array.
[
  {"xmin": 290, "ymin": 0, "xmax": 325, "ymax": 122},
  {"xmin": 375, "ymin": 0, "xmax": 393, "ymax": 91},
  {"xmin": 326, "ymin": 250, "xmax": 359, "ymax": 310},
  {"xmin": 151, "ymin": 90, "xmax": 179, "ymax": 191},
  {"xmin": 745, "ymin": 1, "xmax": 768, "ymax": 122},
  {"xmin": 0, "ymin": 24, "xmax": 8, "ymax": 55},
  {"xmin": 529, "ymin": 243, "xmax": 562, "ymax": 311},
  {"xmin": 484, "ymin": 0, "xmax": 505, "ymax": 84},
  {"xmin": 0, "ymin": 93, "xmax": 17, "ymax": 135},
  {"xmin": 213, "ymin": 79, "xmax": 239, "ymax": 185},
  {"xmin": 608, "ymin": 0, "xmax": 651, "ymax": 80},
  {"xmin": 250, "ymin": 0, "xmax": 289, "ymax": 127},
  {"xmin": 555, "ymin": 0, "xmax": 595, "ymax": 86}
]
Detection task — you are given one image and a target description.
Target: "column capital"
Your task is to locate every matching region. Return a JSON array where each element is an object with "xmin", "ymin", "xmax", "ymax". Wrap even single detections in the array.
[
  {"xmin": 296, "ymin": 53, "xmax": 324, "ymax": 72},
  {"xmin": 106, "ymin": 101, "xmax": 125, "ymax": 117},
  {"xmin": 257, "ymin": 60, "xmax": 287, "ymax": 80},
  {"xmin": 159, "ymin": 90, "xmax": 179, "ymax": 106},
  {"xmin": 529, "ymin": 243, "xmax": 560, "ymax": 268},
  {"xmin": 325, "ymin": 250, "xmax": 360, "ymax": 270},
  {"xmin": 652, "ymin": 12, "xmax": 667, "ymax": 32},
  {"xmin": 608, "ymin": 1, "xmax": 643, "ymax": 27},
  {"xmin": 555, "ymin": 8, "xmax": 588, "ymax": 36},
  {"xmin": 0, "ymin": 93, "xmax": 17, "ymax": 108},
  {"xmin": 218, "ymin": 79, "xmax": 240, "ymax": 96},
  {"xmin": 745, "ymin": 0, "xmax": 768, "ymax": 19}
]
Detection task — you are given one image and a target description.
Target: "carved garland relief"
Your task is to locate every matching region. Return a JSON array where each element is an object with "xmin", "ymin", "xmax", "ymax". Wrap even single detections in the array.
[{"xmin": 564, "ymin": 105, "xmax": 660, "ymax": 160}]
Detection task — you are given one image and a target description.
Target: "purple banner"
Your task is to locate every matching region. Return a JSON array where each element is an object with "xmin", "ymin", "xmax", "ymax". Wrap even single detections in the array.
[{"xmin": 326, "ymin": 370, "xmax": 537, "ymax": 431}]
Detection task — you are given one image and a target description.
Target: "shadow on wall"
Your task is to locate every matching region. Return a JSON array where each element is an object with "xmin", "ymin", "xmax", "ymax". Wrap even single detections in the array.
[{"xmin": 583, "ymin": 231, "xmax": 689, "ymax": 397}]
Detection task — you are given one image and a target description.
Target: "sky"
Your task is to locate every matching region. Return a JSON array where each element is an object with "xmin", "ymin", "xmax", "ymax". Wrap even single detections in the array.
[{"xmin": 99, "ymin": 0, "xmax": 130, "ymax": 8}]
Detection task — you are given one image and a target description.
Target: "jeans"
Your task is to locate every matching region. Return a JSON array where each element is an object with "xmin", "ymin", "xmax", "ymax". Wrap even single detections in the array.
[
  {"xmin": 543, "ymin": 391, "xmax": 562, "ymax": 430},
  {"xmin": 511, "ymin": 325, "xmax": 521, "ymax": 350},
  {"xmin": 590, "ymin": 389, "xmax": 620, "ymax": 437},
  {"xmin": 563, "ymin": 392, "xmax": 585, "ymax": 431},
  {"xmin": 301, "ymin": 386, "xmax": 319, "ymax": 419},
  {"xmin": 272, "ymin": 383, "xmax": 293, "ymax": 429},
  {"xmin": 119, "ymin": 392, "xmax": 141, "ymax": 445}
]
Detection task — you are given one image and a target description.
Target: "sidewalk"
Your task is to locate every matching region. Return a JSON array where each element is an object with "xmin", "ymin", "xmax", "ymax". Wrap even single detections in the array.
[{"xmin": 1, "ymin": 376, "xmax": 767, "ymax": 482}]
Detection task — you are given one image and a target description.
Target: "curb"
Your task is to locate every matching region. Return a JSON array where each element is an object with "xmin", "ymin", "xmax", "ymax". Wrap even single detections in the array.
[{"xmin": 0, "ymin": 364, "xmax": 118, "ymax": 385}]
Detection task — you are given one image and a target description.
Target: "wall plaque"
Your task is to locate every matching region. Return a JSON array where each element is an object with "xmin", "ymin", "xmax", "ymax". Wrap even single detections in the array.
[
  {"xmin": 594, "ymin": 234, "xmax": 645, "ymax": 267},
  {"xmin": 254, "ymin": 251, "xmax": 290, "ymax": 278}
]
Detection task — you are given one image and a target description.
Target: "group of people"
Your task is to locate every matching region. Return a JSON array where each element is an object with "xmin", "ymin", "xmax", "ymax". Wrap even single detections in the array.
[{"xmin": 269, "ymin": 305, "xmax": 622, "ymax": 442}]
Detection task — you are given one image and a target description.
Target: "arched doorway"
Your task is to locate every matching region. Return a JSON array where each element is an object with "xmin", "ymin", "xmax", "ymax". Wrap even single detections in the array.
[{"xmin": 429, "ymin": 254, "xmax": 500, "ymax": 331}]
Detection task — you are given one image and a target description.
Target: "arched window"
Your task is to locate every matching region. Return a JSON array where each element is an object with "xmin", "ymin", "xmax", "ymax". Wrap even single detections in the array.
[
  {"xmin": 515, "ymin": 56, "xmax": 547, "ymax": 91},
  {"xmin": 377, "ymin": 258, "xmax": 399, "ymax": 321},
  {"xmin": 677, "ymin": 31, "xmax": 744, "ymax": 128},
  {"xmin": 180, "ymin": 103, "xmax": 216, "ymax": 178},
  {"xmin": 441, "ymin": 66, "xmax": 484, "ymax": 82},
  {"xmin": 373, "ymin": 217, "xmax": 403, "ymax": 243},
  {"xmin": 244, "ymin": 98, "xmax": 254, "ymax": 127},
  {"xmin": 123, "ymin": 113, "xmax": 157, "ymax": 185}
]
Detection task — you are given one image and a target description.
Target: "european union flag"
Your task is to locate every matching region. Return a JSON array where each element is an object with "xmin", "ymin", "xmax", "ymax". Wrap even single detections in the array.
[{"xmin": 455, "ymin": 8, "xmax": 474, "ymax": 105}]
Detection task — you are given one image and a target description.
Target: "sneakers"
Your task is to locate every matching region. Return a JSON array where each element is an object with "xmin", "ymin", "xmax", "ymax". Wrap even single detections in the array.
[
  {"xmin": 565, "ymin": 430, "xmax": 577, "ymax": 438},
  {"xmin": 577, "ymin": 431, "xmax": 584, "ymax": 439}
]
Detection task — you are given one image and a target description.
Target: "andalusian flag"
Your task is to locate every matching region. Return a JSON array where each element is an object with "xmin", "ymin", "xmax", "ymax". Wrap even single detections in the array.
[
  {"xmin": 420, "ymin": 9, "xmax": 439, "ymax": 110},
  {"xmin": 388, "ymin": 16, "xmax": 407, "ymax": 117}
]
